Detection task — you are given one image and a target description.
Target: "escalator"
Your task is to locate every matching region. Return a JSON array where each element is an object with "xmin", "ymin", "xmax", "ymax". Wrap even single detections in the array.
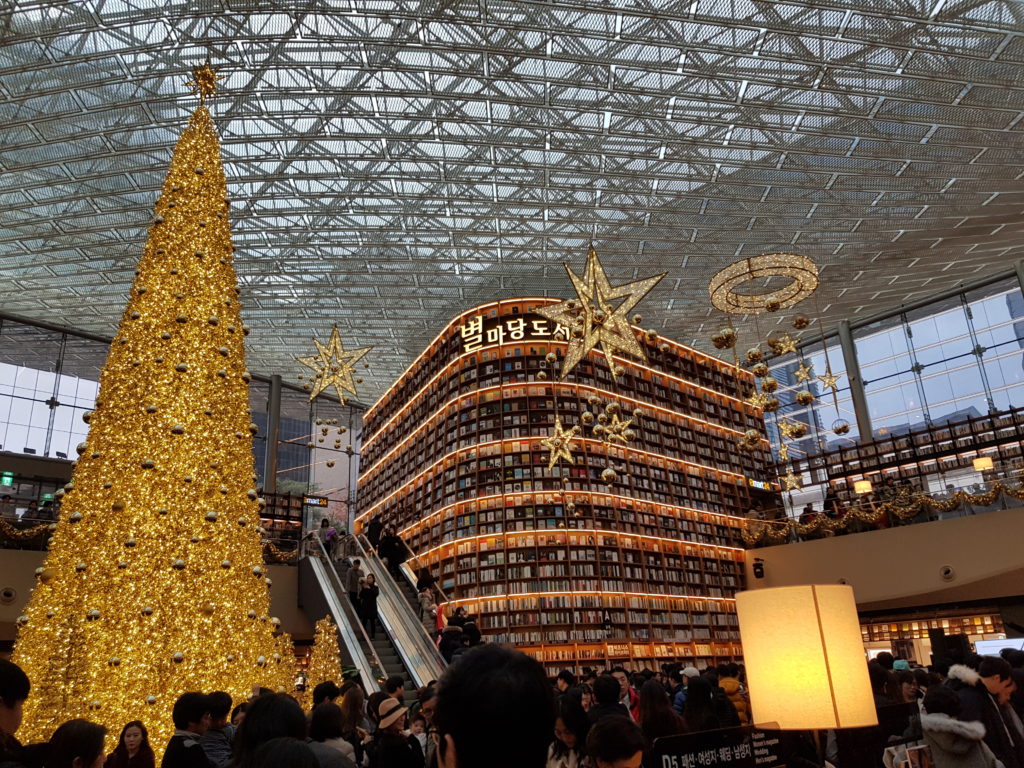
[
  {"xmin": 348, "ymin": 535, "xmax": 447, "ymax": 689},
  {"xmin": 300, "ymin": 537, "xmax": 445, "ymax": 703}
]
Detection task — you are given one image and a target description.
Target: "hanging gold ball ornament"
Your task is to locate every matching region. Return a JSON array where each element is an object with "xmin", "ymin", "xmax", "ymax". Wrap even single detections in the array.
[
  {"xmin": 545, "ymin": 352, "xmax": 557, "ymax": 364},
  {"xmin": 597, "ymin": 413, "xmax": 609, "ymax": 425},
  {"xmin": 708, "ymin": 253, "xmax": 819, "ymax": 315},
  {"xmin": 326, "ymin": 461, "xmax": 335, "ymax": 468},
  {"xmin": 752, "ymin": 363, "xmax": 769, "ymax": 378},
  {"xmin": 601, "ymin": 467, "xmax": 618, "ymax": 483},
  {"xmin": 581, "ymin": 412, "xmax": 595, "ymax": 426},
  {"xmin": 593, "ymin": 424, "xmax": 607, "ymax": 437},
  {"xmin": 631, "ymin": 313, "xmax": 642, "ymax": 324},
  {"xmin": 760, "ymin": 376, "xmax": 779, "ymax": 393},
  {"xmin": 762, "ymin": 397, "xmax": 781, "ymax": 413},
  {"xmin": 745, "ymin": 347, "xmax": 763, "ymax": 364},
  {"xmin": 795, "ymin": 389, "xmax": 815, "ymax": 406},
  {"xmin": 832, "ymin": 419, "xmax": 851, "ymax": 436},
  {"xmin": 792, "ymin": 315, "xmax": 811, "ymax": 330},
  {"xmin": 536, "ymin": 370, "xmax": 547, "ymax": 381}
]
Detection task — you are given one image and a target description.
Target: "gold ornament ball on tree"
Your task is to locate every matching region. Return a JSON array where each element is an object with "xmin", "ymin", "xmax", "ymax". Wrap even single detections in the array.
[
  {"xmin": 11, "ymin": 69, "xmax": 294, "ymax": 754},
  {"xmin": 760, "ymin": 376, "xmax": 779, "ymax": 393},
  {"xmin": 751, "ymin": 363, "xmax": 769, "ymax": 378},
  {"xmin": 745, "ymin": 347, "xmax": 763, "ymax": 364}
]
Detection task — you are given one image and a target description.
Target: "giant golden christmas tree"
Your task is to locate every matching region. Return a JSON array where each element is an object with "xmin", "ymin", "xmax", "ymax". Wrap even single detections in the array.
[{"xmin": 12, "ymin": 65, "xmax": 293, "ymax": 748}]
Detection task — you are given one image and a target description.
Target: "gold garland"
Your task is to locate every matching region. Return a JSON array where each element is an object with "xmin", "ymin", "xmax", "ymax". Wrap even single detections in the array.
[
  {"xmin": 0, "ymin": 520, "xmax": 52, "ymax": 542},
  {"xmin": 743, "ymin": 481, "xmax": 1024, "ymax": 547},
  {"xmin": 262, "ymin": 540, "xmax": 299, "ymax": 563}
]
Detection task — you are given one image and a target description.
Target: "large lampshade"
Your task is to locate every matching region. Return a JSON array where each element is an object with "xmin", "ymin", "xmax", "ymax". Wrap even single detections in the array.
[
  {"xmin": 973, "ymin": 456, "xmax": 994, "ymax": 471},
  {"xmin": 853, "ymin": 479, "xmax": 872, "ymax": 494},
  {"xmin": 736, "ymin": 585, "xmax": 877, "ymax": 730}
]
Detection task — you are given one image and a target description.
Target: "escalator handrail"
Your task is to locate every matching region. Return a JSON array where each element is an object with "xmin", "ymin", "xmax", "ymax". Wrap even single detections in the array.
[
  {"xmin": 349, "ymin": 535, "xmax": 446, "ymax": 686},
  {"xmin": 310, "ymin": 537, "xmax": 390, "ymax": 688},
  {"xmin": 395, "ymin": 537, "xmax": 451, "ymax": 608}
]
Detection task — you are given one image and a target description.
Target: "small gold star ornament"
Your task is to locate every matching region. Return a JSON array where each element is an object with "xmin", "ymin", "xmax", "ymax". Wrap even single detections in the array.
[
  {"xmin": 537, "ymin": 246, "xmax": 665, "ymax": 379},
  {"xmin": 296, "ymin": 327, "xmax": 372, "ymax": 403},
  {"xmin": 818, "ymin": 369, "xmax": 842, "ymax": 393},
  {"xmin": 781, "ymin": 470, "xmax": 802, "ymax": 491},
  {"xmin": 185, "ymin": 60, "xmax": 226, "ymax": 104},
  {"xmin": 541, "ymin": 418, "xmax": 580, "ymax": 471},
  {"xmin": 794, "ymin": 360, "xmax": 814, "ymax": 384}
]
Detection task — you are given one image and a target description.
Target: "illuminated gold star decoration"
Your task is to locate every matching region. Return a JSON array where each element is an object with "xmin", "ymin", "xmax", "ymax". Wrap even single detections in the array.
[
  {"xmin": 794, "ymin": 360, "xmax": 814, "ymax": 384},
  {"xmin": 185, "ymin": 60, "xmax": 226, "ymax": 104},
  {"xmin": 775, "ymin": 333, "xmax": 798, "ymax": 355},
  {"xmin": 778, "ymin": 419, "xmax": 803, "ymax": 440},
  {"xmin": 536, "ymin": 246, "xmax": 665, "ymax": 379},
  {"xmin": 541, "ymin": 418, "xmax": 580, "ymax": 471},
  {"xmin": 781, "ymin": 470, "xmax": 802, "ymax": 491},
  {"xmin": 746, "ymin": 390, "xmax": 771, "ymax": 409},
  {"xmin": 296, "ymin": 326, "xmax": 372, "ymax": 403},
  {"xmin": 818, "ymin": 369, "xmax": 842, "ymax": 393},
  {"xmin": 604, "ymin": 413, "xmax": 636, "ymax": 445}
]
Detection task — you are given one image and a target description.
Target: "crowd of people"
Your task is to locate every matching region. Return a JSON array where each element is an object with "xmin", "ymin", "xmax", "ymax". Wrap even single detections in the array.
[{"xmin": 5, "ymin": 643, "xmax": 1024, "ymax": 768}]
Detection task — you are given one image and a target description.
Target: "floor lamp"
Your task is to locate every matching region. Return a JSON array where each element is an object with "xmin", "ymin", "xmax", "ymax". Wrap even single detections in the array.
[{"xmin": 736, "ymin": 585, "xmax": 878, "ymax": 763}]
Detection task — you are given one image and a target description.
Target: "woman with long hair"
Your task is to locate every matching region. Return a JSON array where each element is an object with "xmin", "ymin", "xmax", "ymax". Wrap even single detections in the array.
[
  {"xmin": 638, "ymin": 679, "xmax": 685, "ymax": 746},
  {"xmin": 547, "ymin": 696, "xmax": 589, "ymax": 768},
  {"xmin": 339, "ymin": 685, "xmax": 369, "ymax": 764},
  {"xmin": 682, "ymin": 677, "xmax": 720, "ymax": 734},
  {"xmin": 106, "ymin": 721, "xmax": 155, "ymax": 768}
]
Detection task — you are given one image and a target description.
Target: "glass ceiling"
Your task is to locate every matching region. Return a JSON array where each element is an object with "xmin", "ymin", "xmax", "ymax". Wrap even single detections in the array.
[{"xmin": 2, "ymin": 0, "xmax": 1024, "ymax": 399}]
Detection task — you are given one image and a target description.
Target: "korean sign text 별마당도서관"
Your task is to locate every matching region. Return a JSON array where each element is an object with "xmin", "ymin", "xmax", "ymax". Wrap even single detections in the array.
[{"xmin": 458, "ymin": 312, "xmax": 571, "ymax": 353}]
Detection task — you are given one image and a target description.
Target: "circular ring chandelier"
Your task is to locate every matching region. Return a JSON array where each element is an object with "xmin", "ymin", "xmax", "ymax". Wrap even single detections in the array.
[{"xmin": 708, "ymin": 253, "xmax": 819, "ymax": 315}]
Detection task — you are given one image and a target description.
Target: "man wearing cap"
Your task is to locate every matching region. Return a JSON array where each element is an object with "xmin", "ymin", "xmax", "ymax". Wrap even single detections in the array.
[{"xmin": 367, "ymin": 697, "xmax": 424, "ymax": 768}]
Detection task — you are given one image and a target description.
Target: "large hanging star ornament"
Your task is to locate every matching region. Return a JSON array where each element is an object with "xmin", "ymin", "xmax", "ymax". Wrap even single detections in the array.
[
  {"xmin": 185, "ymin": 60, "xmax": 226, "ymax": 104},
  {"xmin": 794, "ymin": 360, "xmax": 814, "ymax": 384},
  {"xmin": 296, "ymin": 326, "xmax": 372, "ymax": 403},
  {"xmin": 537, "ymin": 246, "xmax": 665, "ymax": 379},
  {"xmin": 746, "ymin": 390, "xmax": 771, "ymax": 410},
  {"xmin": 541, "ymin": 418, "xmax": 580, "ymax": 471}
]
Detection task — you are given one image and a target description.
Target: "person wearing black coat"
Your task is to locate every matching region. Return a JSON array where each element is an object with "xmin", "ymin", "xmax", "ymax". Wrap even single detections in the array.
[
  {"xmin": 946, "ymin": 661, "xmax": 1024, "ymax": 768},
  {"xmin": 359, "ymin": 575, "xmax": 380, "ymax": 639},
  {"xmin": 364, "ymin": 517, "xmax": 384, "ymax": 551},
  {"xmin": 0, "ymin": 660, "xmax": 45, "ymax": 768}
]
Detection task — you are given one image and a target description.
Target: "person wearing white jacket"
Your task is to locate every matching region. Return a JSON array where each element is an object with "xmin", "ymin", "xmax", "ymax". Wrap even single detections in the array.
[{"xmin": 922, "ymin": 685, "xmax": 1005, "ymax": 768}]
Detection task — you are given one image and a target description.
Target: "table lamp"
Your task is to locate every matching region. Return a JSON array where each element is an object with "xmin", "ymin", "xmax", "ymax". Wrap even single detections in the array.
[{"xmin": 736, "ymin": 584, "xmax": 877, "ymax": 730}]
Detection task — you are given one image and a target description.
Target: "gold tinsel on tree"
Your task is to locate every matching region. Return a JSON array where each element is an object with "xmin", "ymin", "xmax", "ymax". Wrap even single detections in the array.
[
  {"xmin": 12, "ymin": 87, "xmax": 293, "ymax": 750},
  {"xmin": 304, "ymin": 617, "xmax": 344, "ymax": 710}
]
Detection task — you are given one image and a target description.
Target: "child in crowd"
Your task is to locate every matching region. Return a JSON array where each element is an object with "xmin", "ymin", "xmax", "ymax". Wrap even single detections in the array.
[{"xmin": 408, "ymin": 714, "xmax": 428, "ymax": 754}]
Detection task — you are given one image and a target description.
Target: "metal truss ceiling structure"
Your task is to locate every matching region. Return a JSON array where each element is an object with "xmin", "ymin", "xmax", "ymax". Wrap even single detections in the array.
[{"xmin": 2, "ymin": 0, "xmax": 1024, "ymax": 398}]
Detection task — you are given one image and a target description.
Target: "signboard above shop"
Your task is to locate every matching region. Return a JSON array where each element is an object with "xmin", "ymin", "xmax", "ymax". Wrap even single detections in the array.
[
  {"xmin": 457, "ymin": 312, "xmax": 570, "ymax": 352},
  {"xmin": 303, "ymin": 495, "xmax": 329, "ymax": 508}
]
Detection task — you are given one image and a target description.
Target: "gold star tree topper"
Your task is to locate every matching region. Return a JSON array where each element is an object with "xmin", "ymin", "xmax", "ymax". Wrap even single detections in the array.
[
  {"xmin": 297, "ymin": 326, "xmax": 372, "ymax": 403},
  {"xmin": 185, "ymin": 60, "xmax": 226, "ymax": 104},
  {"xmin": 537, "ymin": 246, "xmax": 665, "ymax": 379},
  {"xmin": 541, "ymin": 418, "xmax": 580, "ymax": 471}
]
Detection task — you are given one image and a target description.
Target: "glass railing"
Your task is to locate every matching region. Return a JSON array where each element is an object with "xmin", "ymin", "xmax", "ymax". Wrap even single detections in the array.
[{"xmin": 744, "ymin": 477, "xmax": 1024, "ymax": 547}]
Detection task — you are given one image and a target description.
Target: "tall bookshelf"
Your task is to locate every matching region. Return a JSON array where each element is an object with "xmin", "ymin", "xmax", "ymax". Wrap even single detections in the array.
[{"xmin": 356, "ymin": 298, "xmax": 777, "ymax": 674}]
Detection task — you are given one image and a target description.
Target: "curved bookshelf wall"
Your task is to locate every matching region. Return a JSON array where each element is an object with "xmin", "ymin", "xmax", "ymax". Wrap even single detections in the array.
[{"xmin": 357, "ymin": 298, "xmax": 777, "ymax": 673}]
